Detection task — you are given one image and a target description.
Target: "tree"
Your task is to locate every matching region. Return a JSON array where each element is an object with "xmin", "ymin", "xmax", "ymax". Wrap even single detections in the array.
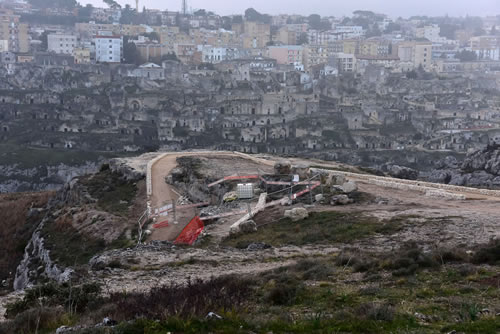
[
  {"xmin": 366, "ymin": 25, "xmax": 382, "ymax": 37},
  {"xmin": 244, "ymin": 8, "xmax": 271, "ymax": 24},
  {"xmin": 161, "ymin": 53, "xmax": 180, "ymax": 62},
  {"xmin": 123, "ymin": 39, "xmax": 141, "ymax": 65},
  {"xmin": 384, "ymin": 22, "xmax": 401, "ymax": 33},
  {"xmin": 232, "ymin": 15, "xmax": 243, "ymax": 24},
  {"xmin": 297, "ymin": 32, "xmax": 308, "ymax": 45},
  {"xmin": 39, "ymin": 30, "xmax": 54, "ymax": 51},
  {"xmin": 439, "ymin": 23, "xmax": 459, "ymax": 40},
  {"xmin": 103, "ymin": 0, "xmax": 121, "ymax": 9},
  {"xmin": 120, "ymin": 4, "xmax": 137, "ymax": 24},
  {"xmin": 194, "ymin": 9, "xmax": 206, "ymax": 16},
  {"xmin": 473, "ymin": 27, "xmax": 486, "ymax": 36},
  {"xmin": 77, "ymin": 4, "xmax": 93, "ymax": 22},
  {"xmin": 245, "ymin": 8, "xmax": 261, "ymax": 21},
  {"xmin": 456, "ymin": 50, "xmax": 477, "ymax": 62},
  {"xmin": 353, "ymin": 10, "xmax": 376, "ymax": 18},
  {"xmin": 406, "ymin": 70, "xmax": 417, "ymax": 79},
  {"xmin": 308, "ymin": 14, "xmax": 330, "ymax": 30},
  {"xmin": 143, "ymin": 32, "xmax": 160, "ymax": 42},
  {"xmin": 221, "ymin": 16, "xmax": 232, "ymax": 30}
]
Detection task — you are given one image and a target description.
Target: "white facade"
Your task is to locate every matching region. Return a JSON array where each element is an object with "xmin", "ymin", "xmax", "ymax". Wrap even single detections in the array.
[
  {"xmin": 201, "ymin": 46, "xmax": 240, "ymax": 63},
  {"xmin": 94, "ymin": 33, "xmax": 122, "ymax": 63},
  {"xmin": 333, "ymin": 26, "xmax": 364, "ymax": 39},
  {"xmin": 0, "ymin": 39, "xmax": 8, "ymax": 52},
  {"xmin": 47, "ymin": 33, "xmax": 77, "ymax": 55}
]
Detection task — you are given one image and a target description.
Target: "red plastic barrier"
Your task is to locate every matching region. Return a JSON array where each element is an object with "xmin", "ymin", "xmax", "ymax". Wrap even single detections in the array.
[
  {"xmin": 174, "ymin": 216, "xmax": 204, "ymax": 245},
  {"xmin": 153, "ymin": 221, "xmax": 170, "ymax": 229}
]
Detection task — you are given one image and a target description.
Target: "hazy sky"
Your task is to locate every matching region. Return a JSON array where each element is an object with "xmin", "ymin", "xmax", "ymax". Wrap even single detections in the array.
[{"xmin": 87, "ymin": 0, "xmax": 499, "ymax": 18}]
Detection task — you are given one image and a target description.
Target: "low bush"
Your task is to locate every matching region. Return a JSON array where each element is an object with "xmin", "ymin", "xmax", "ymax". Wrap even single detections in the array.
[
  {"xmin": 292, "ymin": 259, "xmax": 334, "ymax": 280},
  {"xmin": 387, "ymin": 243, "xmax": 440, "ymax": 276},
  {"xmin": 0, "ymin": 307, "xmax": 70, "ymax": 334},
  {"xmin": 471, "ymin": 239, "xmax": 500, "ymax": 265},
  {"xmin": 6, "ymin": 282, "xmax": 101, "ymax": 318},
  {"xmin": 356, "ymin": 302, "xmax": 395, "ymax": 321},
  {"xmin": 107, "ymin": 276, "xmax": 252, "ymax": 320}
]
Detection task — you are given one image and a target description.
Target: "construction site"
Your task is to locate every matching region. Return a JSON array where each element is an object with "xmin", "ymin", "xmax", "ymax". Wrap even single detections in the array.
[
  {"xmin": 141, "ymin": 152, "xmax": 362, "ymax": 246},
  {"xmin": 2, "ymin": 151, "xmax": 500, "ymax": 333},
  {"xmin": 138, "ymin": 151, "xmax": 500, "ymax": 249}
]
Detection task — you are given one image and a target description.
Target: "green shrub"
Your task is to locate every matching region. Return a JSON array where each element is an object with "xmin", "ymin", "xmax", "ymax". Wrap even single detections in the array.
[
  {"xmin": 6, "ymin": 282, "xmax": 101, "ymax": 318},
  {"xmin": 356, "ymin": 302, "xmax": 395, "ymax": 321},
  {"xmin": 471, "ymin": 240, "xmax": 500, "ymax": 265}
]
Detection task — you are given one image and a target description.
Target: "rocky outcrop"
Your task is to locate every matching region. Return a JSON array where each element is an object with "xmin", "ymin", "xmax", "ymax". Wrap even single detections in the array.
[
  {"xmin": 422, "ymin": 145, "xmax": 500, "ymax": 189},
  {"xmin": 0, "ymin": 161, "xmax": 102, "ymax": 193},
  {"xmin": 13, "ymin": 216, "xmax": 73, "ymax": 290},
  {"xmin": 284, "ymin": 207, "xmax": 309, "ymax": 222},
  {"xmin": 384, "ymin": 165, "xmax": 418, "ymax": 180},
  {"xmin": 274, "ymin": 161, "xmax": 292, "ymax": 175}
]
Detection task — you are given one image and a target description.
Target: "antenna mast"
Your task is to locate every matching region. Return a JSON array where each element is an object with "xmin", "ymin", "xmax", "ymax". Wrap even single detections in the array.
[{"xmin": 181, "ymin": 0, "xmax": 187, "ymax": 15}]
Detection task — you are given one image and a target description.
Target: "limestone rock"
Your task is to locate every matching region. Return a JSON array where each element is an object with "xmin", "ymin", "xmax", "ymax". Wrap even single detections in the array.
[
  {"xmin": 386, "ymin": 165, "xmax": 418, "ymax": 180},
  {"xmin": 239, "ymin": 220, "xmax": 257, "ymax": 233},
  {"xmin": 223, "ymin": 191, "xmax": 238, "ymax": 202},
  {"xmin": 291, "ymin": 163, "xmax": 310, "ymax": 179},
  {"xmin": 284, "ymin": 207, "xmax": 309, "ymax": 222},
  {"xmin": 330, "ymin": 195, "xmax": 353, "ymax": 205},
  {"xmin": 274, "ymin": 160, "xmax": 292, "ymax": 175},
  {"xmin": 341, "ymin": 181, "xmax": 358, "ymax": 193},
  {"xmin": 246, "ymin": 242, "xmax": 272, "ymax": 251},
  {"xmin": 332, "ymin": 174, "xmax": 346, "ymax": 185}
]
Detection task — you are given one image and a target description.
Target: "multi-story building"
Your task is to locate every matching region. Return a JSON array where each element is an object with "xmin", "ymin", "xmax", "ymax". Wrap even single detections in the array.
[
  {"xmin": 415, "ymin": 25, "xmax": 440, "ymax": 42},
  {"xmin": 94, "ymin": 32, "xmax": 122, "ymax": 63},
  {"xmin": 332, "ymin": 52, "xmax": 356, "ymax": 72},
  {"xmin": 0, "ymin": 39, "xmax": 8, "ymax": 52},
  {"xmin": 303, "ymin": 44, "xmax": 329, "ymax": 70},
  {"xmin": 359, "ymin": 37, "xmax": 391, "ymax": 57},
  {"xmin": 201, "ymin": 46, "xmax": 241, "ymax": 63},
  {"xmin": 47, "ymin": 33, "xmax": 77, "ymax": 55},
  {"xmin": 307, "ymin": 30, "xmax": 342, "ymax": 46},
  {"xmin": 275, "ymin": 26, "xmax": 298, "ymax": 45},
  {"xmin": 332, "ymin": 26, "xmax": 364, "ymax": 39},
  {"xmin": 397, "ymin": 40, "xmax": 432, "ymax": 70},
  {"xmin": 470, "ymin": 36, "xmax": 500, "ymax": 61},
  {"xmin": 73, "ymin": 47, "xmax": 91, "ymax": 64},
  {"xmin": 136, "ymin": 43, "xmax": 164, "ymax": 62},
  {"xmin": 0, "ymin": 9, "xmax": 29, "ymax": 52},
  {"xmin": 342, "ymin": 39, "xmax": 359, "ymax": 55},
  {"xmin": 267, "ymin": 45, "xmax": 303, "ymax": 65},
  {"xmin": 240, "ymin": 21, "xmax": 271, "ymax": 49},
  {"xmin": 174, "ymin": 43, "xmax": 200, "ymax": 64},
  {"xmin": 76, "ymin": 23, "xmax": 146, "ymax": 39}
]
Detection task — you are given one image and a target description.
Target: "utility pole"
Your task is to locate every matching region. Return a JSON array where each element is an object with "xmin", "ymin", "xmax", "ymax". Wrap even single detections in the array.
[{"xmin": 181, "ymin": 0, "xmax": 187, "ymax": 15}]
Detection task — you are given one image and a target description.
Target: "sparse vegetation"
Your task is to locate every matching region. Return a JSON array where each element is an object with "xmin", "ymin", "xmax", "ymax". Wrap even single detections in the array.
[
  {"xmin": 79, "ymin": 166, "xmax": 138, "ymax": 216},
  {"xmin": 223, "ymin": 211, "xmax": 405, "ymax": 248},
  {"xmin": 42, "ymin": 218, "xmax": 107, "ymax": 266},
  {"xmin": 0, "ymin": 191, "xmax": 54, "ymax": 287}
]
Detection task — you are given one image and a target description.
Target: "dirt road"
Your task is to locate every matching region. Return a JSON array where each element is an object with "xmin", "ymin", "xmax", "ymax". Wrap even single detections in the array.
[{"xmin": 148, "ymin": 151, "xmax": 274, "ymax": 241}]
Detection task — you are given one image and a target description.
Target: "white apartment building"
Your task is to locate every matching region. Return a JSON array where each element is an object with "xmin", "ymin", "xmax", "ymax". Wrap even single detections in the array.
[
  {"xmin": 0, "ymin": 39, "xmax": 8, "ymax": 52},
  {"xmin": 332, "ymin": 26, "xmax": 364, "ymax": 39},
  {"xmin": 94, "ymin": 32, "xmax": 122, "ymax": 63},
  {"xmin": 47, "ymin": 33, "xmax": 77, "ymax": 55},
  {"xmin": 201, "ymin": 46, "xmax": 240, "ymax": 63}
]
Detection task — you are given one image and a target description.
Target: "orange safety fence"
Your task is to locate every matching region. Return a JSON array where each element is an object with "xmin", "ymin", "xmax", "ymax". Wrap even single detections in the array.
[{"xmin": 174, "ymin": 216, "xmax": 204, "ymax": 245}]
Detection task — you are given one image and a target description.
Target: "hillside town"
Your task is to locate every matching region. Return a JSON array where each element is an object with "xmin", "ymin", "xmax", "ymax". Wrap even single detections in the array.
[
  {"xmin": 0, "ymin": 1, "xmax": 500, "ymax": 192},
  {"xmin": 1, "ymin": 1, "xmax": 500, "ymax": 333}
]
